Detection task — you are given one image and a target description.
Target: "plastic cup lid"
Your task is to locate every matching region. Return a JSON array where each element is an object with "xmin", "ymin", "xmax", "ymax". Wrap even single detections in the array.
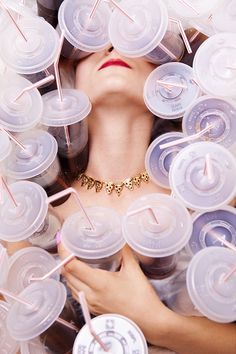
[
  {"xmin": 6, "ymin": 129, "xmax": 58, "ymax": 180},
  {"xmin": 0, "ymin": 130, "xmax": 12, "ymax": 162},
  {"xmin": 6, "ymin": 279, "xmax": 67, "ymax": 341},
  {"xmin": 193, "ymin": 33, "xmax": 236, "ymax": 99},
  {"xmin": 73, "ymin": 314, "xmax": 148, "ymax": 354},
  {"xmin": 169, "ymin": 142, "xmax": 236, "ymax": 211},
  {"xmin": 20, "ymin": 337, "xmax": 48, "ymax": 354},
  {"xmin": 2, "ymin": 0, "xmax": 37, "ymax": 18},
  {"xmin": 168, "ymin": 0, "xmax": 221, "ymax": 19},
  {"xmin": 122, "ymin": 193, "xmax": 192, "ymax": 257},
  {"xmin": 145, "ymin": 132, "xmax": 188, "ymax": 189},
  {"xmin": 58, "ymin": 0, "xmax": 111, "ymax": 52},
  {"xmin": 108, "ymin": 0, "xmax": 168, "ymax": 58},
  {"xmin": 0, "ymin": 73, "xmax": 43, "ymax": 132},
  {"xmin": 144, "ymin": 62, "xmax": 200, "ymax": 119},
  {"xmin": 187, "ymin": 206, "xmax": 236, "ymax": 256},
  {"xmin": 61, "ymin": 206, "xmax": 125, "ymax": 259},
  {"xmin": 0, "ymin": 301, "xmax": 20, "ymax": 354},
  {"xmin": 0, "ymin": 181, "xmax": 48, "ymax": 242},
  {"xmin": 0, "ymin": 7, "xmax": 11, "ymax": 32},
  {"xmin": 0, "ymin": 243, "xmax": 9, "ymax": 286},
  {"xmin": 0, "ymin": 17, "xmax": 59, "ymax": 74},
  {"xmin": 6, "ymin": 247, "xmax": 60, "ymax": 300},
  {"xmin": 187, "ymin": 247, "xmax": 236, "ymax": 323},
  {"xmin": 212, "ymin": 0, "xmax": 236, "ymax": 33},
  {"xmin": 42, "ymin": 89, "xmax": 92, "ymax": 126},
  {"xmin": 182, "ymin": 96, "xmax": 236, "ymax": 149}
]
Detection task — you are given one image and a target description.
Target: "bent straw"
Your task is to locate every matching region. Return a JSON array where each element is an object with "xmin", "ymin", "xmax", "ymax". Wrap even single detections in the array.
[
  {"xmin": 89, "ymin": 0, "xmax": 102, "ymax": 19},
  {"xmin": 156, "ymin": 79, "xmax": 187, "ymax": 90},
  {"xmin": 13, "ymin": 75, "xmax": 55, "ymax": 102},
  {"xmin": 203, "ymin": 153, "xmax": 214, "ymax": 181},
  {"xmin": 177, "ymin": 0, "xmax": 200, "ymax": 15},
  {"xmin": 79, "ymin": 292, "xmax": 109, "ymax": 352},
  {"xmin": 1, "ymin": 177, "xmax": 18, "ymax": 207},
  {"xmin": 0, "ymin": 0, "xmax": 27, "ymax": 41},
  {"xmin": 127, "ymin": 205, "xmax": 159, "ymax": 225},
  {"xmin": 169, "ymin": 17, "xmax": 192, "ymax": 54},
  {"xmin": 0, "ymin": 127, "xmax": 26, "ymax": 151}
]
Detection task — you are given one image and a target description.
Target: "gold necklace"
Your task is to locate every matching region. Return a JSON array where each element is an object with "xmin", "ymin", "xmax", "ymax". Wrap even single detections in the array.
[{"xmin": 77, "ymin": 171, "xmax": 149, "ymax": 196}]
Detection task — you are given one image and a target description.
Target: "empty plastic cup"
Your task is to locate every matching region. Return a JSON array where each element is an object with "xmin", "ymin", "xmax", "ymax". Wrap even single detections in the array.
[
  {"xmin": 182, "ymin": 96, "xmax": 236, "ymax": 149},
  {"xmin": 0, "ymin": 301, "xmax": 20, "ymax": 354},
  {"xmin": 58, "ymin": 0, "xmax": 111, "ymax": 59},
  {"xmin": 0, "ymin": 243, "xmax": 9, "ymax": 286},
  {"xmin": 145, "ymin": 132, "xmax": 188, "ymax": 189},
  {"xmin": 169, "ymin": 142, "xmax": 236, "ymax": 211},
  {"xmin": 186, "ymin": 206, "xmax": 236, "ymax": 256},
  {"xmin": 0, "ymin": 73, "xmax": 43, "ymax": 132},
  {"xmin": 187, "ymin": 247, "xmax": 236, "ymax": 323},
  {"xmin": 122, "ymin": 193, "xmax": 192, "ymax": 279},
  {"xmin": 61, "ymin": 206, "xmax": 125, "ymax": 271},
  {"xmin": 144, "ymin": 62, "xmax": 200, "ymax": 119},
  {"xmin": 193, "ymin": 33, "xmax": 236, "ymax": 99},
  {"xmin": 73, "ymin": 314, "xmax": 148, "ymax": 354}
]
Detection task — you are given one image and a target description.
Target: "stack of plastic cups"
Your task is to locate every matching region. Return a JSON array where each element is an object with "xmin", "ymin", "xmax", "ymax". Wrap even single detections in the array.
[
  {"xmin": 37, "ymin": 0, "xmax": 64, "ymax": 27},
  {"xmin": 0, "ymin": 181, "xmax": 62, "ymax": 254},
  {"xmin": 145, "ymin": 132, "xmax": 189, "ymax": 189},
  {"xmin": 144, "ymin": 62, "xmax": 201, "ymax": 119},
  {"xmin": 169, "ymin": 142, "xmax": 236, "ymax": 211},
  {"xmin": 0, "ymin": 243, "xmax": 9, "ymax": 287},
  {"xmin": 73, "ymin": 314, "xmax": 148, "ymax": 354},
  {"xmin": 58, "ymin": 0, "xmax": 112, "ymax": 59},
  {"xmin": 108, "ymin": 0, "xmax": 184, "ymax": 65},
  {"xmin": 61, "ymin": 206, "xmax": 125, "ymax": 271},
  {"xmin": 122, "ymin": 194, "xmax": 192, "ymax": 279},
  {"xmin": 0, "ymin": 301, "xmax": 20, "ymax": 354}
]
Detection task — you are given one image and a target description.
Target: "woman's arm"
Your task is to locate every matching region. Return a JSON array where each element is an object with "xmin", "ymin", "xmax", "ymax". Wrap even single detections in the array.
[{"xmin": 59, "ymin": 244, "xmax": 236, "ymax": 354}]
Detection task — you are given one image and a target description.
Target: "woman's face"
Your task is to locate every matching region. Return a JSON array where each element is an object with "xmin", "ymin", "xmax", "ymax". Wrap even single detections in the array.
[{"xmin": 75, "ymin": 47, "xmax": 156, "ymax": 106}]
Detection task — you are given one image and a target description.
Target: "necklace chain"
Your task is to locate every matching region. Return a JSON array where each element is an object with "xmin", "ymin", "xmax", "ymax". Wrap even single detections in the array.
[{"xmin": 77, "ymin": 171, "xmax": 149, "ymax": 196}]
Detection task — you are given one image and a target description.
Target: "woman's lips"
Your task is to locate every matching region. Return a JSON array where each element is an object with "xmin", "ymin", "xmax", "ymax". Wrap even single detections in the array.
[{"xmin": 98, "ymin": 59, "xmax": 131, "ymax": 71}]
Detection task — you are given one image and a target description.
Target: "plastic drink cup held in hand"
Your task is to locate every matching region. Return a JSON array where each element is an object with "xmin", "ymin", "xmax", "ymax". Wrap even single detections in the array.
[
  {"xmin": 168, "ymin": 0, "xmax": 221, "ymax": 19},
  {"xmin": 0, "ymin": 301, "xmax": 20, "ymax": 354},
  {"xmin": 122, "ymin": 194, "xmax": 192, "ymax": 279},
  {"xmin": 21, "ymin": 337, "xmax": 48, "ymax": 354},
  {"xmin": 187, "ymin": 247, "xmax": 236, "ymax": 323},
  {"xmin": 193, "ymin": 33, "xmax": 236, "ymax": 99},
  {"xmin": 37, "ymin": 0, "xmax": 64, "ymax": 28},
  {"xmin": 0, "ymin": 16, "xmax": 59, "ymax": 84},
  {"xmin": 182, "ymin": 96, "xmax": 236, "ymax": 149},
  {"xmin": 186, "ymin": 206, "xmax": 236, "ymax": 256},
  {"xmin": 58, "ymin": 0, "xmax": 111, "ymax": 59},
  {"xmin": 6, "ymin": 247, "xmax": 60, "ymax": 300},
  {"xmin": 0, "ymin": 73, "xmax": 43, "ymax": 132},
  {"xmin": 0, "ymin": 243, "xmax": 9, "ymax": 286},
  {"xmin": 144, "ymin": 62, "xmax": 200, "ymax": 119},
  {"xmin": 61, "ymin": 206, "xmax": 125, "ymax": 271},
  {"xmin": 169, "ymin": 142, "xmax": 236, "ymax": 211},
  {"xmin": 6, "ymin": 279, "xmax": 67, "ymax": 341},
  {"xmin": 73, "ymin": 313, "xmax": 148, "ymax": 354},
  {"xmin": 108, "ymin": 0, "xmax": 184, "ymax": 64},
  {"xmin": 145, "ymin": 132, "xmax": 188, "ymax": 189}
]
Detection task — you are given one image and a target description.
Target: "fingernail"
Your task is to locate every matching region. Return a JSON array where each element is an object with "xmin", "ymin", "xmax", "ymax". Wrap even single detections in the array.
[{"xmin": 56, "ymin": 230, "xmax": 61, "ymax": 245}]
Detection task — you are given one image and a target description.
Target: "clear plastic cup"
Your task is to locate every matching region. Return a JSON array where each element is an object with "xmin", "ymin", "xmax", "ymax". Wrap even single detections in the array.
[
  {"xmin": 0, "ymin": 16, "xmax": 59, "ymax": 83},
  {"xmin": 193, "ymin": 33, "xmax": 236, "ymax": 99},
  {"xmin": 37, "ymin": 0, "xmax": 64, "ymax": 27},
  {"xmin": 122, "ymin": 193, "xmax": 192, "ymax": 279},
  {"xmin": 168, "ymin": 0, "xmax": 221, "ymax": 19},
  {"xmin": 182, "ymin": 96, "xmax": 236, "ymax": 149},
  {"xmin": 61, "ymin": 206, "xmax": 125, "ymax": 271},
  {"xmin": 73, "ymin": 313, "xmax": 148, "ymax": 354},
  {"xmin": 144, "ymin": 62, "xmax": 200, "ymax": 119},
  {"xmin": 0, "ymin": 301, "xmax": 20, "ymax": 354},
  {"xmin": 108, "ymin": 0, "xmax": 184, "ymax": 64},
  {"xmin": 0, "ymin": 243, "xmax": 9, "ymax": 286},
  {"xmin": 0, "ymin": 130, "xmax": 12, "ymax": 164},
  {"xmin": 186, "ymin": 206, "xmax": 236, "ymax": 256},
  {"xmin": 169, "ymin": 142, "xmax": 236, "ymax": 211},
  {"xmin": 0, "ymin": 73, "xmax": 43, "ymax": 132},
  {"xmin": 6, "ymin": 279, "xmax": 67, "ymax": 341},
  {"xmin": 211, "ymin": 0, "xmax": 236, "ymax": 33},
  {"xmin": 58, "ymin": 0, "xmax": 111, "ymax": 59},
  {"xmin": 145, "ymin": 132, "xmax": 188, "ymax": 189},
  {"xmin": 0, "ymin": 6, "xmax": 11, "ymax": 34},
  {"xmin": 21, "ymin": 337, "xmax": 48, "ymax": 354},
  {"xmin": 187, "ymin": 246, "xmax": 236, "ymax": 323},
  {"xmin": 6, "ymin": 247, "xmax": 60, "ymax": 299}
]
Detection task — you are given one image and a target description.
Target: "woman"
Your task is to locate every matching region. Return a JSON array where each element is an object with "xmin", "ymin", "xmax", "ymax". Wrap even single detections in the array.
[{"xmin": 56, "ymin": 46, "xmax": 236, "ymax": 354}]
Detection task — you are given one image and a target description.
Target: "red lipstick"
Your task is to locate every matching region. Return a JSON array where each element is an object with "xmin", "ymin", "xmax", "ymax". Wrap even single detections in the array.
[{"xmin": 98, "ymin": 59, "xmax": 131, "ymax": 71}]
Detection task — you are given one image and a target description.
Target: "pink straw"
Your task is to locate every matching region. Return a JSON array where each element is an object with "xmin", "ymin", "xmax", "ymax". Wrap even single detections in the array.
[
  {"xmin": 13, "ymin": 75, "xmax": 55, "ymax": 102},
  {"xmin": 64, "ymin": 126, "xmax": 71, "ymax": 147},
  {"xmin": 1, "ymin": 177, "xmax": 18, "ymax": 207},
  {"xmin": 177, "ymin": 0, "xmax": 200, "ymax": 15},
  {"xmin": 54, "ymin": 31, "xmax": 65, "ymax": 103},
  {"xmin": 169, "ymin": 17, "xmax": 192, "ymax": 54},
  {"xmin": 0, "ymin": 127, "xmax": 26, "ymax": 151},
  {"xmin": 47, "ymin": 187, "xmax": 96, "ymax": 231},
  {"xmin": 108, "ymin": 0, "xmax": 135, "ymax": 22},
  {"xmin": 189, "ymin": 30, "xmax": 200, "ymax": 43},
  {"xmin": 159, "ymin": 42, "xmax": 177, "ymax": 60},
  {"xmin": 0, "ymin": 0, "xmax": 27, "ymax": 41},
  {"xmin": 127, "ymin": 205, "xmax": 159, "ymax": 225},
  {"xmin": 79, "ymin": 292, "xmax": 109, "ymax": 352},
  {"xmin": 223, "ymin": 265, "xmax": 236, "ymax": 282},
  {"xmin": 203, "ymin": 153, "xmax": 214, "ymax": 181},
  {"xmin": 156, "ymin": 79, "xmax": 187, "ymax": 90},
  {"xmin": 89, "ymin": 0, "xmax": 102, "ymax": 19},
  {"xmin": 56, "ymin": 317, "xmax": 79, "ymax": 332}
]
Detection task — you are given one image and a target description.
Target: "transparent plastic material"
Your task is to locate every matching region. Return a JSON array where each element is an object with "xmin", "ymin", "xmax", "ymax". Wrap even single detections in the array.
[
  {"xmin": 122, "ymin": 194, "xmax": 192, "ymax": 278},
  {"xmin": 20, "ymin": 336, "xmax": 48, "ymax": 354},
  {"xmin": 0, "ymin": 301, "xmax": 20, "ymax": 354},
  {"xmin": 144, "ymin": 62, "xmax": 200, "ymax": 119},
  {"xmin": 37, "ymin": 0, "xmax": 64, "ymax": 27},
  {"xmin": 212, "ymin": 0, "xmax": 236, "ymax": 33},
  {"xmin": 58, "ymin": 0, "xmax": 111, "ymax": 59},
  {"xmin": 61, "ymin": 206, "xmax": 125, "ymax": 270},
  {"xmin": 182, "ymin": 96, "xmax": 236, "ymax": 148},
  {"xmin": 168, "ymin": 0, "xmax": 221, "ymax": 19},
  {"xmin": 73, "ymin": 314, "xmax": 148, "ymax": 354},
  {"xmin": 0, "ymin": 130, "xmax": 12, "ymax": 163},
  {"xmin": 7, "ymin": 279, "xmax": 67, "ymax": 341},
  {"xmin": 145, "ymin": 132, "xmax": 188, "ymax": 189},
  {"xmin": 0, "ymin": 6, "xmax": 11, "ymax": 33},
  {"xmin": 0, "ymin": 243, "xmax": 9, "ymax": 286},
  {"xmin": 193, "ymin": 33, "xmax": 236, "ymax": 99},
  {"xmin": 187, "ymin": 206, "xmax": 236, "ymax": 256},
  {"xmin": 169, "ymin": 142, "xmax": 236, "ymax": 211},
  {"xmin": 0, "ymin": 74, "xmax": 43, "ymax": 132},
  {"xmin": 187, "ymin": 247, "xmax": 236, "ymax": 323}
]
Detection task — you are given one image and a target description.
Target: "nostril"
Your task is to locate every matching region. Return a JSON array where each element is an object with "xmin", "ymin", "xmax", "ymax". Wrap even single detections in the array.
[{"xmin": 108, "ymin": 46, "xmax": 114, "ymax": 53}]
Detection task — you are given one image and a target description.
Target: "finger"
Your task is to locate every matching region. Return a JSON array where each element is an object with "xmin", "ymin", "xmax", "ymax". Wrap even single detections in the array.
[
  {"xmin": 63, "ymin": 271, "xmax": 91, "ymax": 294},
  {"xmin": 121, "ymin": 244, "xmax": 139, "ymax": 268}
]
